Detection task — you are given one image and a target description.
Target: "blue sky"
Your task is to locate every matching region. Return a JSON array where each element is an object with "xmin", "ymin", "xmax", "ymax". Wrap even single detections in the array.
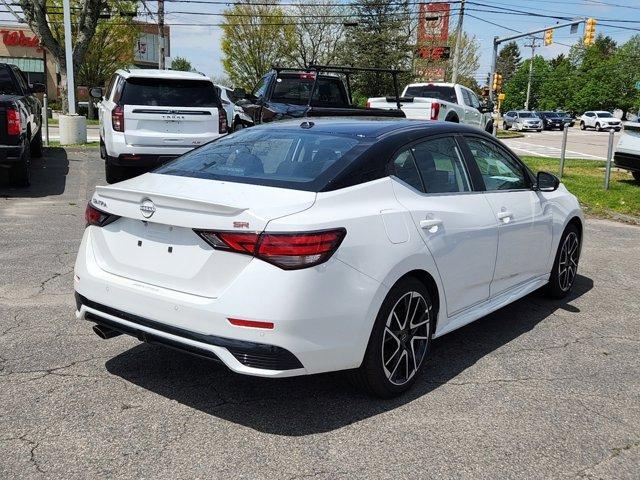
[{"xmin": 2, "ymin": 0, "xmax": 639, "ymax": 84}]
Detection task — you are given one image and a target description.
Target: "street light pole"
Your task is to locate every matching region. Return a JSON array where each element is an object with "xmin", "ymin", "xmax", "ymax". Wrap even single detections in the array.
[
  {"xmin": 451, "ymin": 0, "xmax": 466, "ymax": 84},
  {"xmin": 62, "ymin": 0, "xmax": 76, "ymax": 115},
  {"xmin": 158, "ymin": 0, "xmax": 165, "ymax": 69}
]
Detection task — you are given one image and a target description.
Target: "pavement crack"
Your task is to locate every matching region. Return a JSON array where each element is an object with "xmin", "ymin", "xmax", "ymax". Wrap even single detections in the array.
[{"xmin": 576, "ymin": 439, "xmax": 640, "ymax": 478}]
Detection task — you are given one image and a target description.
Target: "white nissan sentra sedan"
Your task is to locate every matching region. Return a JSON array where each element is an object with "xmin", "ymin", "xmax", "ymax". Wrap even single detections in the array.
[{"xmin": 74, "ymin": 119, "xmax": 583, "ymax": 397}]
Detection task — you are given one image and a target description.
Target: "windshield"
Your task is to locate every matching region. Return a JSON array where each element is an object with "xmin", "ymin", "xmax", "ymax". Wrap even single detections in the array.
[
  {"xmin": 271, "ymin": 75, "xmax": 349, "ymax": 107},
  {"xmin": 121, "ymin": 78, "xmax": 220, "ymax": 107},
  {"xmin": 597, "ymin": 112, "xmax": 613, "ymax": 118},
  {"xmin": 519, "ymin": 112, "xmax": 536, "ymax": 118},
  {"xmin": 544, "ymin": 112, "xmax": 559, "ymax": 118},
  {"xmin": 404, "ymin": 85, "xmax": 457, "ymax": 103},
  {"xmin": 155, "ymin": 129, "xmax": 363, "ymax": 191}
]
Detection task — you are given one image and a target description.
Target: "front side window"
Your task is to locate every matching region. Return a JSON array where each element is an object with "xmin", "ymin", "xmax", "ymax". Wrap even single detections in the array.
[
  {"xmin": 156, "ymin": 129, "xmax": 362, "ymax": 191},
  {"xmin": 412, "ymin": 137, "xmax": 471, "ymax": 193},
  {"xmin": 465, "ymin": 137, "xmax": 527, "ymax": 191}
]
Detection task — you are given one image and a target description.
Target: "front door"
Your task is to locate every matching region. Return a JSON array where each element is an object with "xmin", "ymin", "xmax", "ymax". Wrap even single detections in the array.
[
  {"xmin": 463, "ymin": 135, "xmax": 554, "ymax": 296},
  {"xmin": 391, "ymin": 135, "xmax": 499, "ymax": 316}
]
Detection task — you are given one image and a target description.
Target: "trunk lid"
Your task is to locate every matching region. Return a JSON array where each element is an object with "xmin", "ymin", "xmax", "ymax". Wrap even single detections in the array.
[
  {"xmin": 90, "ymin": 173, "xmax": 316, "ymax": 297},
  {"xmin": 123, "ymin": 105, "xmax": 219, "ymax": 148}
]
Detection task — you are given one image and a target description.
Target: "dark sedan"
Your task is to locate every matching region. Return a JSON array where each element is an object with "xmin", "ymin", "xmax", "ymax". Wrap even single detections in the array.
[{"xmin": 537, "ymin": 112, "xmax": 566, "ymax": 131}]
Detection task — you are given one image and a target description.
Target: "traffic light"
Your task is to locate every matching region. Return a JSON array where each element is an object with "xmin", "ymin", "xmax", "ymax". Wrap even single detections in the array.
[
  {"xmin": 584, "ymin": 18, "xmax": 597, "ymax": 46},
  {"xmin": 492, "ymin": 72, "xmax": 503, "ymax": 92},
  {"xmin": 544, "ymin": 29, "xmax": 554, "ymax": 46}
]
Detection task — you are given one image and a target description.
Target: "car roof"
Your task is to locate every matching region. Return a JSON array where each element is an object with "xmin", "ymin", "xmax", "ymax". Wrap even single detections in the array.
[
  {"xmin": 247, "ymin": 117, "xmax": 485, "ymax": 139},
  {"xmin": 116, "ymin": 69, "xmax": 211, "ymax": 81}
]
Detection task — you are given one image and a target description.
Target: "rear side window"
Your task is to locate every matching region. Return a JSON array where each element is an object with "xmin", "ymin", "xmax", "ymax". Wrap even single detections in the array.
[
  {"xmin": 272, "ymin": 76, "xmax": 349, "ymax": 107},
  {"xmin": 155, "ymin": 129, "xmax": 362, "ymax": 191},
  {"xmin": 121, "ymin": 78, "xmax": 220, "ymax": 107},
  {"xmin": 403, "ymin": 85, "xmax": 457, "ymax": 103},
  {"xmin": 392, "ymin": 150, "xmax": 423, "ymax": 191}
]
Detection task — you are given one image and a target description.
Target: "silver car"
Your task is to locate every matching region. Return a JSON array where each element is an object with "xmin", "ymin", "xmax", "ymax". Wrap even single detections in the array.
[{"xmin": 503, "ymin": 111, "xmax": 543, "ymax": 132}]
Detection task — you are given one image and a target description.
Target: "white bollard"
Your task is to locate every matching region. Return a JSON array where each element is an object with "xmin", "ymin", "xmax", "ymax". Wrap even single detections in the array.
[{"xmin": 59, "ymin": 114, "xmax": 87, "ymax": 145}]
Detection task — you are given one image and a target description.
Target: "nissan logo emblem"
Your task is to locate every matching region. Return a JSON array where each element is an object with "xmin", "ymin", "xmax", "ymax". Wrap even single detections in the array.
[{"xmin": 140, "ymin": 198, "xmax": 156, "ymax": 218}]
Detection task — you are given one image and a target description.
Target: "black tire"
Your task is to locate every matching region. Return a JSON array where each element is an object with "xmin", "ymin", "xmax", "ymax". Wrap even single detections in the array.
[
  {"xmin": 595, "ymin": 122, "xmax": 602, "ymax": 132},
  {"xmin": 31, "ymin": 127, "xmax": 43, "ymax": 158},
  {"xmin": 232, "ymin": 120, "xmax": 245, "ymax": 132},
  {"xmin": 485, "ymin": 120, "xmax": 494, "ymax": 134},
  {"xmin": 632, "ymin": 171, "xmax": 640, "ymax": 182},
  {"xmin": 580, "ymin": 122, "xmax": 586, "ymax": 131},
  {"xmin": 349, "ymin": 277, "xmax": 434, "ymax": 398},
  {"xmin": 105, "ymin": 162, "xmax": 126, "ymax": 184},
  {"xmin": 504, "ymin": 122, "xmax": 510, "ymax": 130},
  {"xmin": 546, "ymin": 224, "xmax": 581, "ymax": 299},
  {"xmin": 9, "ymin": 138, "xmax": 31, "ymax": 187},
  {"xmin": 537, "ymin": 129, "xmax": 542, "ymax": 133},
  {"xmin": 99, "ymin": 137, "xmax": 107, "ymax": 160}
]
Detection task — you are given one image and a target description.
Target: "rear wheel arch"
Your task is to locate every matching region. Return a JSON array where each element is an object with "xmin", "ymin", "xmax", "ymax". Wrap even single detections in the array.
[
  {"xmin": 396, "ymin": 269, "xmax": 441, "ymax": 332},
  {"xmin": 445, "ymin": 112, "xmax": 459, "ymax": 123}
]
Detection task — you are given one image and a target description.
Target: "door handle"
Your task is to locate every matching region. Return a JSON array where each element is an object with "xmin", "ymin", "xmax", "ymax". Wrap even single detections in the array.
[
  {"xmin": 420, "ymin": 218, "xmax": 443, "ymax": 231},
  {"xmin": 496, "ymin": 210, "xmax": 513, "ymax": 223}
]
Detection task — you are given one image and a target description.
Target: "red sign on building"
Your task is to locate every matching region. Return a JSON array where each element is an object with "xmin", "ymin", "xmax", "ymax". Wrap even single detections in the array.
[
  {"xmin": 417, "ymin": 2, "xmax": 450, "ymax": 61},
  {"xmin": 0, "ymin": 30, "xmax": 40, "ymax": 49}
]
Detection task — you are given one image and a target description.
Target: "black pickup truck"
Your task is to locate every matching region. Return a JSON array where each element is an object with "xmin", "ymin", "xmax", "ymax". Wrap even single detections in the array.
[
  {"xmin": 232, "ymin": 65, "xmax": 405, "ymax": 129},
  {"xmin": 0, "ymin": 63, "xmax": 45, "ymax": 186}
]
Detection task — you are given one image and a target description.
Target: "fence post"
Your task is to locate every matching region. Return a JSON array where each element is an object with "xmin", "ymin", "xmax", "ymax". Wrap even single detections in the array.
[
  {"xmin": 42, "ymin": 93, "xmax": 49, "ymax": 147},
  {"xmin": 604, "ymin": 129, "xmax": 615, "ymax": 190},
  {"xmin": 559, "ymin": 124, "xmax": 569, "ymax": 178}
]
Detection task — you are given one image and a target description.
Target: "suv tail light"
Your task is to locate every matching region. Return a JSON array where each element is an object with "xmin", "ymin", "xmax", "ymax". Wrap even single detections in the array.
[
  {"xmin": 430, "ymin": 102, "xmax": 440, "ymax": 120},
  {"xmin": 6, "ymin": 108, "xmax": 20, "ymax": 136},
  {"xmin": 111, "ymin": 105, "xmax": 124, "ymax": 132},
  {"xmin": 85, "ymin": 202, "xmax": 119, "ymax": 227},
  {"xmin": 218, "ymin": 106, "xmax": 228, "ymax": 134},
  {"xmin": 195, "ymin": 228, "xmax": 346, "ymax": 270}
]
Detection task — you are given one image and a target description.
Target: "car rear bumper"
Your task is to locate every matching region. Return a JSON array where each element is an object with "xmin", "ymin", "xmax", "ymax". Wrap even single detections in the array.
[
  {"xmin": 107, "ymin": 153, "xmax": 180, "ymax": 168},
  {"xmin": 0, "ymin": 144, "xmax": 24, "ymax": 164},
  {"xmin": 614, "ymin": 151, "xmax": 640, "ymax": 172},
  {"xmin": 73, "ymin": 227, "xmax": 382, "ymax": 378}
]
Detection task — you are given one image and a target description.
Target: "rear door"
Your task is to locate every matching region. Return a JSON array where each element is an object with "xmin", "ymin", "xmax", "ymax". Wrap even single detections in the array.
[
  {"xmin": 462, "ymin": 135, "xmax": 553, "ymax": 296},
  {"xmin": 391, "ymin": 135, "xmax": 498, "ymax": 316},
  {"xmin": 121, "ymin": 77, "xmax": 220, "ymax": 148}
]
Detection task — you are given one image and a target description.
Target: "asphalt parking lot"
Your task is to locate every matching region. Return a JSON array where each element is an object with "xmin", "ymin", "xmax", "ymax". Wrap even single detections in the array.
[
  {"xmin": 501, "ymin": 127, "xmax": 620, "ymax": 160},
  {"xmin": 1, "ymin": 147, "xmax": 639, "ymax": 479}
]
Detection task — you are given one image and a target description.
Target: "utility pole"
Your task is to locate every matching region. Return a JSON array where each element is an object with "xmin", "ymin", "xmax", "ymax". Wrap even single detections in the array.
[
  {"xmin": 158, "ymin": 0, "xmax": 165, "ymax": 69},
  {"xmin": 451, "ymin": 0, "xmax": 466, "ymax": 84},
  {"xmin": 524, "ymin": 38, "xmax": 539, "ymax": 111}
]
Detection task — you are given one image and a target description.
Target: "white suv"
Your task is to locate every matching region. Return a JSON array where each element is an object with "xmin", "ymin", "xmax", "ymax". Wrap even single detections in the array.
[
  {"xmin": 92, "ymin": 69, "xmax": 228, "ymax": 184},
  {"xmin": 614, "ymin": 122, "xmax": 640, "ymax": 181},
  {"xmin": 580, "ymin": 111, "xmax": 621, "ymax": 132}
]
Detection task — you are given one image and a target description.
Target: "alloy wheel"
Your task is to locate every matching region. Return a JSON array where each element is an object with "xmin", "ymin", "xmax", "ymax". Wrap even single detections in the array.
[
  {"xmin": 558, "ymin": 232, "xmax": 580, "ymax": 291},
  {"xmin": 381, "ymin": 291, "xmax": 430, "ymax": 386}
]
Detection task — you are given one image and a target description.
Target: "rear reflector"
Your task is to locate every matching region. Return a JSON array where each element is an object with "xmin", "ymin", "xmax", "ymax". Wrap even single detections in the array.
[
  {"xmin": 195, "ymin": 228, "xmax": 346, "ymax": 270},
  {"xmin": 228, "ymin": 318, "xmax": 274, "ymax": 330},
  {"xmin": 85, "ymin": 202, "xmax": 119, "ymax": 227}
]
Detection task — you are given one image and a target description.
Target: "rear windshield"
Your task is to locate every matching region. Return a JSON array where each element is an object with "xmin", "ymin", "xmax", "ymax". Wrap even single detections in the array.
[
  {"xmin": 272, "ymin": 75, "xmax": 349, "ymax": 107},
  {"xmin": 121, "ymin": 78, "xmax": 220, "ymax": 107},
  {"xmin": 0, "ymin": 67, "xmax": 19, "ymax": 95},
  {"xmin": 155, "ymin": 129, "xmax": 363, "ymax": 191},
  {"xmin": 403, "ymin": 85, "xmax": 457, "ymax": 103}
]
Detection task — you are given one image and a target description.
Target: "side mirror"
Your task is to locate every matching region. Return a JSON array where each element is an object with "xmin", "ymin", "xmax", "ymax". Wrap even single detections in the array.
[
  {"xmin": 89, "ymin": 87, "xmax": 104, "ymax": 99},
  {"xmin": 30, "ymin": 83, "xmax": 46, "ymax": 94},
  {"xmin": 536, "ymin": 171, "xmax": 560, "ymax": 192},
  {"xmin": 233, "ymin": 88, "xmax": 246, "ymax": 100},
  {"xmin": 479, "ymin": 101, "xmax": 494, "ymax": 114}
]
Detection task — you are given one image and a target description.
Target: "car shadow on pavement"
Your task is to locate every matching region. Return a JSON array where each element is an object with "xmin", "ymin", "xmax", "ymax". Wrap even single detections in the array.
[
  {"xmin": 105, "ymin": 274, "xmax": 593, "ymax": 436},
  {"xmin": 0, "ymin": 147, "xmax": 68, "ymax": 197}
]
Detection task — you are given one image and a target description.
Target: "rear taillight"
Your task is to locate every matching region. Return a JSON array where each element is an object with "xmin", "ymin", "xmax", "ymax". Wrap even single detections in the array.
[
  {"xmin": 7, "ymin": 108, "xmax": 21, "ymax": 136},
  {"xmin": 195, "ymin": 228, "xmax": 346, "ymax": 270},
  {"xmin": 218, "ymin": 107, "xmax": 228, "ymax": 134},
  {"xmin": 430, "ymin": 102, "xmax": 440, "ymax": 120},
  {"xmin": 85, "ymin": 202, "xmax": 119, "ymax": 227},
  {"xmin": 111, "ymin": 105, "xmax": 124, "ymax": 132}
]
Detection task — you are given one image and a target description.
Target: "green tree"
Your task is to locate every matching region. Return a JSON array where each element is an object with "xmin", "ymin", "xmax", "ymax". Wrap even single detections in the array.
[
  {"xmin": 444, "ymin": 33, "xmax": 480, "ymax": 84},
  {"xmin": 502, "ymin": 56, "xmax": 550, "ymax": 111},
  {"xmin": 291, "ymin": 1, "xmax": 346, "ymax": 68},
  {"xmin": 76, "ymin": 1, "xmax": 139, "ymax": 88},
  {"xmin": 221, "ymin": 0, "xmax": 296, "ymax": 89},
  {"xmin": 171, "ymin": 57, "xmax": 193, "ymax": 72},
  {"xmin": 495, "ymin": 41, "xmax": 521, "ymax": 84},
  {"xmin": 608, "ymin": 35, "xmax": 640, "ymax": 117},
  {"xmin": 336, "ymin": 0, "xmax": 413, "ymax": 98},
  {"xmin": 20, "ymin": 0, "xmax": 107, "ymax": 112},
  {"xmin": 538, "ymin": 55, "xmax": 575, "ymax": 111}
]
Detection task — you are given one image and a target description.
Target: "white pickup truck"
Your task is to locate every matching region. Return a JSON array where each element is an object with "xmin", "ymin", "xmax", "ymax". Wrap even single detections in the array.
[{"xmin": 367, "ymin": 83, "xmax": 493, "ymax": 132}]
